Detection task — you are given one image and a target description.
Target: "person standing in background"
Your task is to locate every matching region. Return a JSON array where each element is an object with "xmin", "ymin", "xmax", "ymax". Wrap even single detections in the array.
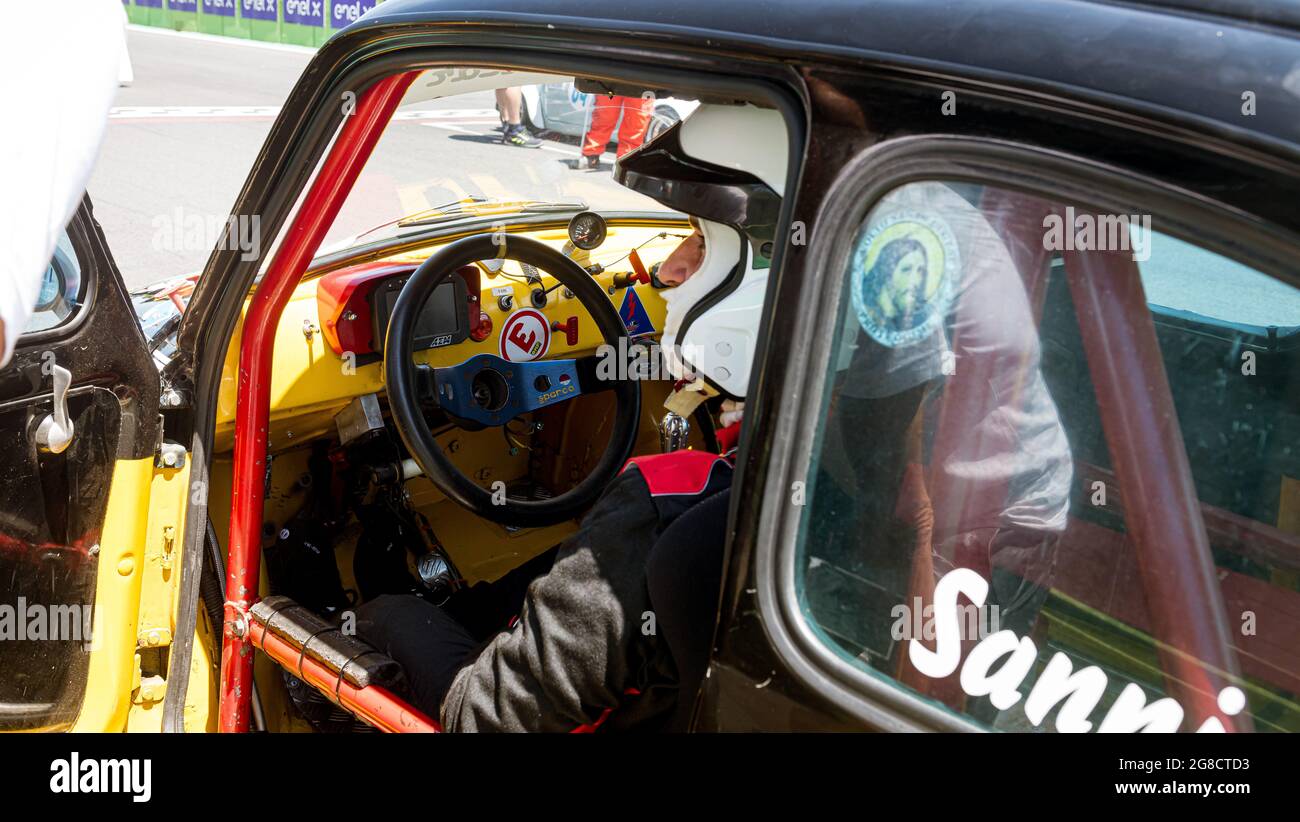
[
  {"xmin": 494, "ymin": 87, "xmax": 542, "ymax": 148},
  {"xmin": 581, "ymin": 93, "xmax": 654, "ymax": 170}
]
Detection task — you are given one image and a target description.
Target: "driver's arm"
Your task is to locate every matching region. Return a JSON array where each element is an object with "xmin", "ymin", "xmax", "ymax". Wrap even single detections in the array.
[{"xmin": 439, "ymin": 467, "xmax": 663, "ymax": 732}]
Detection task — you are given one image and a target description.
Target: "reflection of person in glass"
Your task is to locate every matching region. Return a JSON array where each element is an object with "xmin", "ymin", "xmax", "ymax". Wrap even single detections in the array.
[
  {"xmin": 821, "ymin": 183, "xmax": 1073, "ymax": 722},
  {"xmin": 867, "ymin": 237, "xmax": 929, "ymax": 332}
]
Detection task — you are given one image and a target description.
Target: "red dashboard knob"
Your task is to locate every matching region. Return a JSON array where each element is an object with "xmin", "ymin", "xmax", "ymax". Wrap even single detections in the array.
[{"xmin": 552, "ymin": 316, "xmax": 579, "ymax": 346}]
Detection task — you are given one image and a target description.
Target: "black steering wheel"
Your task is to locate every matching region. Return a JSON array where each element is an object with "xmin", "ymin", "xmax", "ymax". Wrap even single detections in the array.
[{"xmin": 384, "ymin": 234, "xmax": 640, "ymax": 528}]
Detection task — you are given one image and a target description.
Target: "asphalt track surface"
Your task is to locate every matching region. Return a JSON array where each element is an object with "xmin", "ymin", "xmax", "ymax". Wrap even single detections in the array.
[{"xmin": 91, "ymin": 27, "xmax": 650, "ymax": 290}]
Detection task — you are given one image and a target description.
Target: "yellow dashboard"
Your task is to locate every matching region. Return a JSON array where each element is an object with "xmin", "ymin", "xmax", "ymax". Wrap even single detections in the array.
[{"xmin": 212, "ymin": 216, "xmax": 688, "ymax": 454}]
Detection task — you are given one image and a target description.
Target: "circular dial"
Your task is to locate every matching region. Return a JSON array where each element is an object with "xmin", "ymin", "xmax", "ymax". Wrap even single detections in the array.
[{"xmin": 567, "ymin": 211, "xmax": 608, "ymax": 251}]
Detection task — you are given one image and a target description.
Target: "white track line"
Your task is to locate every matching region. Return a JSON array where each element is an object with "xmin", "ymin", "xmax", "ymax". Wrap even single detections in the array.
[
  {"xmin": 424, "ymin": 123, "xmax": 479, "ymax": 134},
  {"xmin": 109, "ymin": 106, "xmax": 498, "ymax": 121},
  {"xmin": 392, "ymin": 109, "xmax": 498, "ymax": 120},
  {"xmin": 539, "ymin": 143, "xmax": 578, "ymax": 156},
  {"xmin": 109, "ymin": 105, "xmax": 281, "ymax": 119}
]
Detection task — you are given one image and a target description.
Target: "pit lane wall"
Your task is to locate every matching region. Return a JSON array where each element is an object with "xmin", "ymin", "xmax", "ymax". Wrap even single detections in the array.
[{"xmin": 124, "ymin": 0, "xmax": 382, "ymax": 48}]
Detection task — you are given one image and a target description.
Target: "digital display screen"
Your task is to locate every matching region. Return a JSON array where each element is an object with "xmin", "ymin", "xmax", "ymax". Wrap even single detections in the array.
[{"xmin": 375, "ymin": 278, "xmax": 466, "ymax": 353}]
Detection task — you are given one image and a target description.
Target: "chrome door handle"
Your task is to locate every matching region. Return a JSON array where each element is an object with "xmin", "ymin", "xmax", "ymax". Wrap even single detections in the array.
[{"xmin": 35, "ymin": 364, "xmax": 74, "ymax": 454}]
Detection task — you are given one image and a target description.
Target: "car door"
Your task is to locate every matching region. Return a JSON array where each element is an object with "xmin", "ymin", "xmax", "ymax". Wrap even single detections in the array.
[
  {"xmin": 699, "ymin": 37, "xmax": 1300, "ymax": 732},
  {"xmin": 0, "ymin": 195, "xmax": 160, "ymax": 731}
]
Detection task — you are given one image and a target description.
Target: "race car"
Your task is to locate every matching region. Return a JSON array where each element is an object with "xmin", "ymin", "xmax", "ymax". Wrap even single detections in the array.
[
  {"xmin": 1, "ymin": 0, "xmax": 1298, "ymax": 735},
  {"xmin": 519, "ymin": 80, "xmax": 698, "ymax": 143}
]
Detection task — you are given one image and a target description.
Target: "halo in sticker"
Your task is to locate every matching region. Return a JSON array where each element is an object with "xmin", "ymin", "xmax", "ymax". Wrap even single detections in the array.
[{"xmin": 850, "ymin": 210, "xmax": 959, "ymax": 348}]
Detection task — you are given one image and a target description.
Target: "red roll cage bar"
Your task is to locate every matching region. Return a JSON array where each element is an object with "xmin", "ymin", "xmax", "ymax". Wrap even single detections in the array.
[{"xmin": 220, "ymin": 71, "xmax": 418, "ymax": 733}]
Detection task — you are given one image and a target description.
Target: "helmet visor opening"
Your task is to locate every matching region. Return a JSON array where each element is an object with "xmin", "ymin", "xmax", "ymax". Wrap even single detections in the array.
[{"xmin": 615, "ymin": 121, "xmax": 780, "ymax": 242}]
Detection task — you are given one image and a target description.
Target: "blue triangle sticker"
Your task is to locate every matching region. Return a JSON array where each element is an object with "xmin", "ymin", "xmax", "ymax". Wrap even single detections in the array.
[{"xmin": 619, "ymin": 287, "xmax": 656, "ymax": 337}]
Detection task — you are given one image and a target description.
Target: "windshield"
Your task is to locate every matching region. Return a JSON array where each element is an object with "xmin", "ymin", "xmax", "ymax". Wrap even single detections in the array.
[
  {"xmin": 320, "ymin": 69, "xmax": 686, "ymax": 253},
  {"xmin": 128, "ymin": 68, "xmax": 699, "ymax": 360}
]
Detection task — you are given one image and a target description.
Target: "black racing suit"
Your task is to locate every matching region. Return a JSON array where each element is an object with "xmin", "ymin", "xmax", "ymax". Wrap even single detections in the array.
[{"xmin": 357, "ymin": 450, "xmax": 733, "ymax": 732}]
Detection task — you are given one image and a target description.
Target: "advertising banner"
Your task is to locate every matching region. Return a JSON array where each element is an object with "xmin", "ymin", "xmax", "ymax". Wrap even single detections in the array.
[
  {"xmin": 283, "ymin": 0, "xmax": 325, "ymax": 27},
  {"xmin": 240, "ymin": 0, "xmax": 278, "ymax": 21},
  {"xmin": 129, "ymin": 0, "xmax": 386, "ymax": 43},
  {"xmin": 202, "ymin": 0, "xmax": 237, "ymax": 16},
  {"xmin": 331, "ymin": 0, "xmax": 379, "ymax": 28}
]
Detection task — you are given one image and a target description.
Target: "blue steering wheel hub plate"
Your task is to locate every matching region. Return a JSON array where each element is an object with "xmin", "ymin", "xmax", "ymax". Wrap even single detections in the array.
[{"xmin": 434, "ymin": 353, "xmax": 584, "ymax": 427}]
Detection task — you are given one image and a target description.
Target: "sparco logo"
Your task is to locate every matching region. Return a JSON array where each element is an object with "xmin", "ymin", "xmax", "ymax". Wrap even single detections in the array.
[{"xmin": 50, "ymin": 753, "xmax": 151, "ymax": 803}]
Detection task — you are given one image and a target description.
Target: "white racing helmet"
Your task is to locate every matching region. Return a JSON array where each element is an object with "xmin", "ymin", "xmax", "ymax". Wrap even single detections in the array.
[{"xmin": 614, "ymin": 103, "xmax": 787, "ymax": 399}]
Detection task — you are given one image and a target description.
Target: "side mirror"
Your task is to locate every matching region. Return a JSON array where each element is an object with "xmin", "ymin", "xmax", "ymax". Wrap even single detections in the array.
[{"xmin": 33, "ymin": 259, "xmax": 68, "ymax": 313}]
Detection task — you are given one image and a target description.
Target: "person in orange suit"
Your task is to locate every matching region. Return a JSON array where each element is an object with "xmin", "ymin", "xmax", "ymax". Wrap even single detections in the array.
[{"xmin": 581, "ymin": 94, "xmax": 654, "ymax": 169}]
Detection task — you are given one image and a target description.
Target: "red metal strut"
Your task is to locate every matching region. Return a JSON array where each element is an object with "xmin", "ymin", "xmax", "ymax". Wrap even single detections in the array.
[
  {"xmin": 220, "ymin": 72, "xmax": 417, "ymax": 733},
  {"xmin": 247, "ymin": 619, "xmax": 440, "ymax": 733},
  {"xmin": 1063, "ymin": 245, "xmax": 1248, "ymax": 731}
]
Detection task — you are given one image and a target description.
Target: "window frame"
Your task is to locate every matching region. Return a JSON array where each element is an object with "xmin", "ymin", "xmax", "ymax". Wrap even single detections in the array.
[
  {"xmin": 158, "ymin": 31, "xmax": 811, "ymax": 731},
  {"xmin": 18, "ymin": 207, "xmax": 100, "ymax": 346},
  {"xmin": 753, "ymin": 134, "xmax": 1300, "ymax": 731}
]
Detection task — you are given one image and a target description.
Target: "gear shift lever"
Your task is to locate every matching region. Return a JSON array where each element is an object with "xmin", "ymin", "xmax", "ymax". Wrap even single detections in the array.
[{"xmin": 659, "ymin": 410, "xmax": 690, "ymax": 453}]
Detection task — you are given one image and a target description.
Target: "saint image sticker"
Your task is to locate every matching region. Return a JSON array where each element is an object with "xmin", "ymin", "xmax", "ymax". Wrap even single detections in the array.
[
  {"xmin": 499, "ymin": 308, "xmax": 550, "ymax": 362},
  {"xmin": 850, "ymin": 209, "xmax": 960, "ymax": 348}
]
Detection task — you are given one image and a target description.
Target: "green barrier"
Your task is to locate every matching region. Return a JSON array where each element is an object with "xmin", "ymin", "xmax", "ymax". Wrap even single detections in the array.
[{"xmin": 125, "ymin": 1, "xmax": 384, "ymax": 48}]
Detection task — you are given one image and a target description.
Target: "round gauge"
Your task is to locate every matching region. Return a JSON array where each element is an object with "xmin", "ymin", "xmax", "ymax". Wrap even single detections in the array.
[{"xmin": 567, "ymin": 211, "xmax": 608, "ymax": 251}]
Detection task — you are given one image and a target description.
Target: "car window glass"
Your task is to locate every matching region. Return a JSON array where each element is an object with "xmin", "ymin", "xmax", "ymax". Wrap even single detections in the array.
[
  {"xmin": 796, "ymin": 180, "xmax": 1300, "ymax": 732},
  {"xmin": 1137, "ymin": 229, "xmax": 1300, "ymax": 329},
  {"xmin": 24, "ymin": 230, "xmax": 85, "ymax": 334}
]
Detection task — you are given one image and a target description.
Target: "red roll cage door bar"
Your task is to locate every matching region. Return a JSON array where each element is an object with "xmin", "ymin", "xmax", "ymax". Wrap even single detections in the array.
[
  {"xmin": 1062, "ymin": 242, "xmax": 1247, "ymax": 731},
  {"xmin": 220, "ymin": 71, "xmax": 418, "ymax": 733},
  {"xmin": 978, "ymin": 192, "xmax": 1247, "ymax": 730},
  {"xmin": 986, "ymin": 193, "xmax": 1247, "ymax": 731},
  {"xmin": 984, "ymin": 193, "xmax": 1248, "ymax": 730}
]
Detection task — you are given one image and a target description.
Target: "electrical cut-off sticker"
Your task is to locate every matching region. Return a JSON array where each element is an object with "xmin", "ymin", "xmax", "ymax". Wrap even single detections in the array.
[
  {"xmin": 500, "ymin": 308, "xmax": 550, "ymax": 361},
  {"xmin": 619, "ymin": 287, "xmax": 656, "ymax": 337},
  {"xmin": 850, "ymin": 209, "xmax": 960, "ymax": 348}
]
